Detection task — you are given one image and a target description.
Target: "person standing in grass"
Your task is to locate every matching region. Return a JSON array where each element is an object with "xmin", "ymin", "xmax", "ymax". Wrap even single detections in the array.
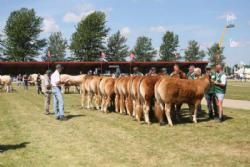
[
  {"xmin": 17, "ymin": 74, "xmax": 22, "ymax": 86},
  {"xmin": 187, "ymin": 65, "xmax": 195, "ymax": 80},
  {"xmin": 213, "ymin": 64, "xmax": 227, "ymax": 122},
  {"xmin": 51, "ymin": 64, "xmax": 66, "ymax": 121},
  {"xmin": 23, "ymin": 74, "xmax": 29, "ymax": 90},
  {"xmin": 42, "ymin": 70, "xmax": 52, "ymax": 115},
  {"xmin": 36, "ymin": 73, "xmax": 42, "ymax": 94},
  {"xmin": 205, "ymin": 65, "xmax": 218, "ymax": 119}
]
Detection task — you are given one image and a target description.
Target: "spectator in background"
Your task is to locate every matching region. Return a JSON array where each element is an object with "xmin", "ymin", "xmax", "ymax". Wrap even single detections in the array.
[
  {"xmin": 187, "ymin": 65, "xmax": 195, "ymax": 80},
  {"xmin": 213, "ymin": 64, "xmax": 227, "ymax": 122},
  {"xmin": 17, "ymin": 74, "xmax": 22, "ymax": 86},
  {"xmin": 88, "ymin": 70, "xmax": 93, "ymax": 75},
  {"xmin": 133, "ymin": 67, "xmax": 143, "ymax": 76},
  {"xmin": 42, "ymin": 70, "xmax": 52, "ymax": 115},
  {"xmin": 147, "ymin": 67, "xmax": 157, "ymax": 76},
  {"xmin": 160, "ymin": 68, "xmax": 168, "ymax": 75},
  {"xmin": 51, "ymin": 64, "xmax": 66, "ymax": 121},
  {"xmin": 23, "ymin": 74, "xmax": 29, "ymax": 90},
  {"xmin": 36, "ymin": 73, "xmax": 42, "ymax": 94},
  {"xmin": 170, "ymin": 64, "xmax": 187, "ymax": 79},
  {"xmin": 205, "ymin": 65, "xmax": 217, "ymax": 119}
]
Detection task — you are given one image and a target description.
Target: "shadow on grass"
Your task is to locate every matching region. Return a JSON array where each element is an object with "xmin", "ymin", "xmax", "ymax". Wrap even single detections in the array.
[
  {"xmin": 65, "ymin": 114, "xmax": 85, "ymax": 120},
  {"xmin": 0, "ymin": 142, "xmax": 30, "ymax": 153},
  {"xmin": 148, "ymin": 107, "xmax": 233, "ymax": 126}
]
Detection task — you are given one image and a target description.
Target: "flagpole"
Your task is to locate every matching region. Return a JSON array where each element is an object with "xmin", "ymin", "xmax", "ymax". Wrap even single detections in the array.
[
  {"xmin": 47, "ymin": 47, "xmax": 50, "ymax": 70},
  {"xmin": 100, "ymin": 51, "xmax": 106, "ymax": 75},
  {"xmin": 130, "ymin": 52, "xmax": 135, "ymax": 75},
  {"xmin": 130, "ymin": 61, "xmax": 132, "ymax": 75},
  {"xmin": 101, "ymin": 61, "xmax": 103, "ymax": 74}
]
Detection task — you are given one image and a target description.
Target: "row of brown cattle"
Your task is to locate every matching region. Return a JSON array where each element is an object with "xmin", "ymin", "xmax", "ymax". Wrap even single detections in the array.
[{"xmin": 80, "ymin": 74, "xmax": 211, "ymax": 126}]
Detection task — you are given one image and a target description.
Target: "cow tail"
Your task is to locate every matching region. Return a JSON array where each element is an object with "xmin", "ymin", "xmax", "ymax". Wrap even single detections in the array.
[{"xmin": 137, "ymin": 77, "xmax": 144, "ymax": 105}]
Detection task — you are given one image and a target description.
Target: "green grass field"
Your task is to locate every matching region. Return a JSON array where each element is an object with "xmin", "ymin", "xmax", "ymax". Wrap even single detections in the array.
[
  {"xmin": 226, "ymin": 81, "xmax": 250, "ymax": 101},
  {"xmin": 0, "ymin": 86, "xmax": 250, "ymax": 167}
]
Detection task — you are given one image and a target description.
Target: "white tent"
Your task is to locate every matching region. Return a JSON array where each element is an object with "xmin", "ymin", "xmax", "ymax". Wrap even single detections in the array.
[{"xmin": 235, "ymin": 67, "xmax": 250, "ymax": 79}]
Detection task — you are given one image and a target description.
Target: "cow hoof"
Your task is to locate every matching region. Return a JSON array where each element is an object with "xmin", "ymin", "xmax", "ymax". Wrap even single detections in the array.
[
  {"xmin": 159, "ymin": 122, "xmax": 166, "ymax": 126},
  {"xmin": 147, "ymin": 122, "xmax": 152, "ymax": 126},
  {"xmin": 139, "ymin": 121, "xmax": 144, "ymax": 125}
]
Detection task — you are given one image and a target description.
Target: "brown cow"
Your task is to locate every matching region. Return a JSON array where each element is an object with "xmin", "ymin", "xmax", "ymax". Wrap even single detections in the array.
[
  {"xmin": 114, "ymin": 77, "xmax": 121, "ymax": 113},
  {"xmin": 155, "ymin": 75, "xmax": 211, "ymax": 126},
  {"xmin": 125, "ymin": 76, "xmax": 134, "ymax": 116},
  {"xmin": 81, "ymin": 75, "xmax": 93, "ymax": 109},
  {"xmin": 99, "ymin": 77, "xmax": 115, "ymax": 113},
  {"xmin": 130, "ymin": 76, "xmax": 144, "ymax": 121},
  {"xmin": 89, "ymin": 76, "xmax": 103, "ymax": 110},
  {"xmin": 117, "ymin": 76, "xmax": 131, "ymax": 115},
  {"xmin": 138, "ymin": 75, "xmax": 163, "ymax": 125}
]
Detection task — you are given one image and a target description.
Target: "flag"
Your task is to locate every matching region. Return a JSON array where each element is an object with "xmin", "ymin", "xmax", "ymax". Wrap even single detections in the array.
[
  {"xmin": 100, "ymin": 52, "xmax": 108, "ymax": 62},
  {"xmin": 48, "ymin": 48, "xmax": 51, "ymax": 58},
  {"xmin": 101, "ymin": 52, "xmax": 106, "ymax": 59},
  {"xmin": 130, "ymin": 53, "xmax": 135, "ymax": 61}
]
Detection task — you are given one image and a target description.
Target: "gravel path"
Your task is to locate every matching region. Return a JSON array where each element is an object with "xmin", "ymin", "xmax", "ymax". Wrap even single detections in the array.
[{"xmin": 202, "ymin": 98, "xmax": 250, "ymax": 110}]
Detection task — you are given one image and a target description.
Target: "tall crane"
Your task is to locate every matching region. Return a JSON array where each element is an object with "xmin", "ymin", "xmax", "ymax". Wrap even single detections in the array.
[
  {"xmin": 215, "ymin": 23, "xmax": 235, "ymax": 65},
  {"xmin": 219, "ymin": 23, "xmax": 235, "ymax": 48}
]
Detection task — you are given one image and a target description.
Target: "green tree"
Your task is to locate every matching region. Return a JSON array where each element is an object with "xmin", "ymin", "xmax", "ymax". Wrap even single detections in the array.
[
  {"xmin": 43, "ymin": 32, "xmax": 67, "ymax": 61},
  {"xmin": 4, "ymin": 8, "xmax": 46, "ymax": 61},
  {"xmin": 184, "ymin": 40, "xmax": 205, "ymax": 61},
  {"xmin": 106, "ymin": 31, "xmax": 129, "ymax": 61},
  {"xmin": 159, "ymin": 31, "xmax": 179, "ymax": 61},
  {"xmin": 0, "ymin": 34, "xmax": 4, "ymax": 60},
  {"xmin": 70, "ymin": 11, "xmax": 109, "ymax": 61},
  {"xmin": 207, "ymin": 43, "xmax": 225, "ymax": 66},
  {"xmin": 133, "ymin": 36, "xmax": 156, "ymax": 61}
]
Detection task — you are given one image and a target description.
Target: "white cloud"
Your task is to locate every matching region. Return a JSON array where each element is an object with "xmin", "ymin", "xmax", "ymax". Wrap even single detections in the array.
[
  {"xmin": 63, "ymin": 4, "xmax": 112, "ymax": 23},
  {"xmin": 218, "ymin": 12, "xmax": 237, "ymax": 22},
  {"xmin": 229, "ymin": 39, "xmax": 240, "ymax": 48},
  {"xmin": 120, "ymin": 27, "xmax": 131, "ymax": 37},
  {"xmin": 150, "ymin": 26, "xmax": 167, "ymax": 33},
  {"xmin": 229, "ymin": 39, "xmax": 250, "ymax": 48},
  {"xmin": 43, "ymin": 17, "xmax": 60, "ymax": 33}
]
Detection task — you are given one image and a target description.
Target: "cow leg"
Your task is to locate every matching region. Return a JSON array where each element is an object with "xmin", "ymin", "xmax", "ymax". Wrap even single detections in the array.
[
  {"xmin": 119, "ymin": 95, "xmax": 125, "ymax": 114},
  {"xmin": 132, "ymin": 100, "xmax": 136, "ymax": 117},
  {"xmin": 189, "ymin": 104, "xmax": 196, "ymax": 123},
  {"xmin": 6, "ymin": 85, "xmax": 9, "ymax": 93},
  {"xmin": 104, "ymin": 96, "xmax": 111, "ymax": 113},
  {"xmin": 135, "ymin": 101, "xmax": 143, "ymax": 122},
  {"xmin": 115, "ymin": 95, "xmax": 119, "ymax": 113},
  {"xmin": 87, "ymin": 92, "xmax": 92, "ymax": 109},
  {"xmin": 125, "ymin": 96, "xmax": 133, "ymax": 116},
  {"xmin": 165, "ymin": 103, "xmax": 173, "ymax": 126},
  {"xmin": 95, "ymin": 94, "xmax": 101, "ymax": 110},
  {"xmin": 143, "ymin": 102, "xmax": 151, "ymax": 125},
  {"xmin": 90, "ymin": 92, "xmax": 95, "ymax": 109},
  {"xmin": 101, "ymin": 96, "xmax": 106, "ymax": 112},
  {"xmin": 155, "ymin": 101, "xmax": 165, "ymax": 126},
  {"xmin": 81, "ymin": 91, "xmax": 85, "ymax": 108},
  {"xmin": 193, "ymin": 102, "xmax": 200, "ymax": 123}
]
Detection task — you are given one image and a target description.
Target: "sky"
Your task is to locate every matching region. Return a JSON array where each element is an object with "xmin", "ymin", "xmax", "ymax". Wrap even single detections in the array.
[{"xmin": 0, "ymin": 0, "xmax": 249, "ymax": 65}]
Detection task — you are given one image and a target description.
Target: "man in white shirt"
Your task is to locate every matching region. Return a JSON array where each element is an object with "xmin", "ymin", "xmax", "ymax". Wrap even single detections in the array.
[
  {"xmin": 51, "ymin": 64, "xmax": 66, "ymax": 120},
  {"xmin": 213, "ymin": 64, "xmax": 227, "ymax": 122},
  {"xmin": 42, "ymin": 70, "xmax": 52, "ymax": 115}
]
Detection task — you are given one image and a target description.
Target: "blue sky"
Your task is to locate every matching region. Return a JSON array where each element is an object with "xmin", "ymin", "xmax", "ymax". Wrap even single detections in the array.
[{"xmin": 0, "ymin": 0, "xmax": 250, "ymax": 65}]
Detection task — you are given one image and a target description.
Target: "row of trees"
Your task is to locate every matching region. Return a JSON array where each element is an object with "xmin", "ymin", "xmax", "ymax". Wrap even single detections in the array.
[{"xmin": 0, "ymin": 8, "xmax": 225, "ymax": 65}]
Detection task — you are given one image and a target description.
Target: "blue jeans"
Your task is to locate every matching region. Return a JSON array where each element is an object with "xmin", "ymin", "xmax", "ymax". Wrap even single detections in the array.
[{"xmin": 52, "ymin": 87, "xmax": 64, "ymax": 118}]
